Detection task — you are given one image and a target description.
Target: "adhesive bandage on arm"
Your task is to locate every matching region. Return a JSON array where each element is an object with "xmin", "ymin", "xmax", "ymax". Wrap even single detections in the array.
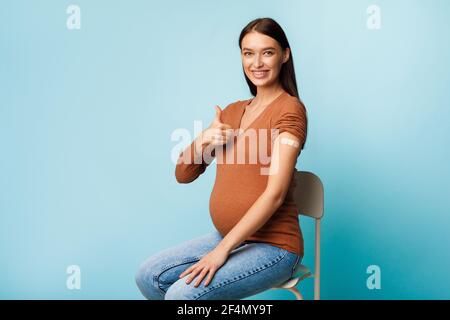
[{"xmin": 280, "ymin": 137, "xmax": 300, "ymax": 148}]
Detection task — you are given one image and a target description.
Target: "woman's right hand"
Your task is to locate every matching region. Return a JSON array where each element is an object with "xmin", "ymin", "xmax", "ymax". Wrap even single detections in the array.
[{"xmin": 201, "ymin": 106, "xmax": 234, "ymax": 147}]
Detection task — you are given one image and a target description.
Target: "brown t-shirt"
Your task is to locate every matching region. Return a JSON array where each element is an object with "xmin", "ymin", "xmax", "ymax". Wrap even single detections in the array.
[{"xmin": 175, "ymin": 91, "xmax": 307, "ymax": 257}]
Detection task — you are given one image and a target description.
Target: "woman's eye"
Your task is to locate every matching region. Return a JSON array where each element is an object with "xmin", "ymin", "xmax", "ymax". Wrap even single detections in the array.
[{"xmin": 243, "ymin": 51, "xmax": 272, "ymax": 56}]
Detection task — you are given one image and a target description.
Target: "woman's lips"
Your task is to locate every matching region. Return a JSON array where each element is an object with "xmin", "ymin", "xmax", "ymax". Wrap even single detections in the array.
[{"xmin": 252, "ymin": 70, "xmax": 269, "ymax": 79}]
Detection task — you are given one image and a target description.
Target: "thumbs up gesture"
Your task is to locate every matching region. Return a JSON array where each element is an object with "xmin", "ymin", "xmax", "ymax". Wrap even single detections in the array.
[{"xmin": 202, "ymin": 105, "xmax": 233, "ymax": 147}]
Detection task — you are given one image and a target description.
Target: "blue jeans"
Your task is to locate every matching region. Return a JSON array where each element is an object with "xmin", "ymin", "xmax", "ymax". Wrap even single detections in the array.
[{"xmin": 135, "ymin": 230, "xmax": 302, "ymax": 300}]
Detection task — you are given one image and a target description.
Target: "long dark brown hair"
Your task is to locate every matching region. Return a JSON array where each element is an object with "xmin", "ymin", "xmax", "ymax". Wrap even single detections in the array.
[{"xmin": 238, "ymin": 17, "xmax": 308, "ymax": 150}]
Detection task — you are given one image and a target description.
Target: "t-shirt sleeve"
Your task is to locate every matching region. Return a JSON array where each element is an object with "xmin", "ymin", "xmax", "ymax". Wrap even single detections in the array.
[{"xmin": 273, "ymin": 100, "xmax": 307, "ymax": 147}]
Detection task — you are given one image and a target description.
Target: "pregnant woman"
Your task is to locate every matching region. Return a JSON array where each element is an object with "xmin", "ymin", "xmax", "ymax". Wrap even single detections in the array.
[{"xmin": 135, "ymin": 17, "xmax": 308, "ymax": 300}]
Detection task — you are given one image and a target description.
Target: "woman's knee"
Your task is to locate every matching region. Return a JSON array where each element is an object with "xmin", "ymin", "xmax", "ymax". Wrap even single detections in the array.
[
  {"xmin": 135, "ymin": 257, "xmax": 165, "ymax": 300},
  {"xmin": 164, "ymin": 279, "xmax": 205, "ymax": 300}
]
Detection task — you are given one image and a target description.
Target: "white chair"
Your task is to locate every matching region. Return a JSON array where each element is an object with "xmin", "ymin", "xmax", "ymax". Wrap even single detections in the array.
[{"xmin": 272, "ymin": 170, "xmax": 324, "ymax": 300}]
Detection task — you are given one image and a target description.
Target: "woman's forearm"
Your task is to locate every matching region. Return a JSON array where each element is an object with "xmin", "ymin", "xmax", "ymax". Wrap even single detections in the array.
[
  {"xmin": 175, "ymin": 131, "xmax": 211, "ymax": 183},
  {"xmin": 191, "ymin": 131, "xmax": 207, "ymax": 162},
  {"xmin": 216, "ymin": 191, "xmax": 284, "ymax": 254}
]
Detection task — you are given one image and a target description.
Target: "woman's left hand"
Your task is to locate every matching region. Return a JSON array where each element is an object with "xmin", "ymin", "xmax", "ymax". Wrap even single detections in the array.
[{"xmin": 179, "ymin": 247, "xmax": 230, "ymax": 287}]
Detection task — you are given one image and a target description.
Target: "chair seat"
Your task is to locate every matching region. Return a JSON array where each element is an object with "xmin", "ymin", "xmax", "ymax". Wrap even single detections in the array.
[{"xmin": 274, "ymin": 264, "xmax": 313, "ymax": 289}]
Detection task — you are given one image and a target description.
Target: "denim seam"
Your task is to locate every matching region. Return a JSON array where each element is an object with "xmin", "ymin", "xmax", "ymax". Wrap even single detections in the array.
[
  {"xmin": 290, "ymin": 254, "xmax": 301, "ymax": 279},
  {"xmin": 154, "ymin": 256, "xmax": 202, "ymax": 295},
  {"xmin": 192, "ymin": 249, "xmax": 289, "ymax": 300}
]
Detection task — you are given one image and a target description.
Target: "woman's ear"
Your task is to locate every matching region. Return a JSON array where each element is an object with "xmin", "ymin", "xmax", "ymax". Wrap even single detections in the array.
[{"xmin": 282, "ymin": 47, "xmax": 290, "ymax": 64}]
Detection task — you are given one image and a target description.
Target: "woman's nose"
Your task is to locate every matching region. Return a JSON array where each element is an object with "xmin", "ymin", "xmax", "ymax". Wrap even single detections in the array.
[{"xmin": 253, "ymin": 54, "xmax": 264, "ymax": 67}]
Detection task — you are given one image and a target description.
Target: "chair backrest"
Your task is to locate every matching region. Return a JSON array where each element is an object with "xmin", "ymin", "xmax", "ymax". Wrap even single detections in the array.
[{"xmin": 292, "ymin": 170, "xmax": 324, "ymax": 219}]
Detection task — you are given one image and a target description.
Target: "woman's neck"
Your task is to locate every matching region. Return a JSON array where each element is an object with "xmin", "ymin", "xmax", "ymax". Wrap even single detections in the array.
[{"xmin": 252, "ymin": 84, "xmax": 285, "ymax": 107}]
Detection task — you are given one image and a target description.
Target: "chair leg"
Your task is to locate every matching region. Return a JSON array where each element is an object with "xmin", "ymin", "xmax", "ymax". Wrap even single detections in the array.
[{"xmin": 288, "ymin": 287, "xmax": 303, "ymax": 300}]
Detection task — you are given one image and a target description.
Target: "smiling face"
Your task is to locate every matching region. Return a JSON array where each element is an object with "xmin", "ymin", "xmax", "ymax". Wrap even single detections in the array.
[{"xmin": 241, "ymin": 31, "xmax": 290, "ymax": 89}]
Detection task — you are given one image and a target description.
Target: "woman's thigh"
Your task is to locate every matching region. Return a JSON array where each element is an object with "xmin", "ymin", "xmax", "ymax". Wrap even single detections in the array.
[
  {"xmin": 135, "ymin": 230, "xmax": 231, "ymax": 299},
  {"xmin": 164, "ymin": 242, "xmax": 301, "ymax": 300}
]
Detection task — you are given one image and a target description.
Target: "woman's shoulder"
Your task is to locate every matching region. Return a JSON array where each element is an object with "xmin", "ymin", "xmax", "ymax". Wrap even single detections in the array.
[
  {"xmin": 273, "ymin": 92, "xmax": 306, "ymax": 116},
  {"xmin": 223, "ymin": 97, "xmax": 250, "ymax": 110},
  {"xmin": 220, "ymin": 97, "xmax": 250, "ymax": 117}
]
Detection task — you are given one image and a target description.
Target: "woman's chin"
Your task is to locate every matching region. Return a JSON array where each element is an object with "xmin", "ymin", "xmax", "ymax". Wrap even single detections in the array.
[{"xmin": 251, "ymin": 78, "xmax": 273, "ymax": 87}]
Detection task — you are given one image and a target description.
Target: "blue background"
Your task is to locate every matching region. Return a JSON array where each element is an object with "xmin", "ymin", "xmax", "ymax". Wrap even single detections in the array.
[{"xmin": 1, "ymin": 0, "xmax": 449, "ymax": 299}]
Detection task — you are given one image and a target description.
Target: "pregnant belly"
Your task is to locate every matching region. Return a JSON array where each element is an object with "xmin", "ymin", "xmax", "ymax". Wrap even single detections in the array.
[{"xmin": 209, "ymin": 185, "xmax": 261, "ymax": 236}]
